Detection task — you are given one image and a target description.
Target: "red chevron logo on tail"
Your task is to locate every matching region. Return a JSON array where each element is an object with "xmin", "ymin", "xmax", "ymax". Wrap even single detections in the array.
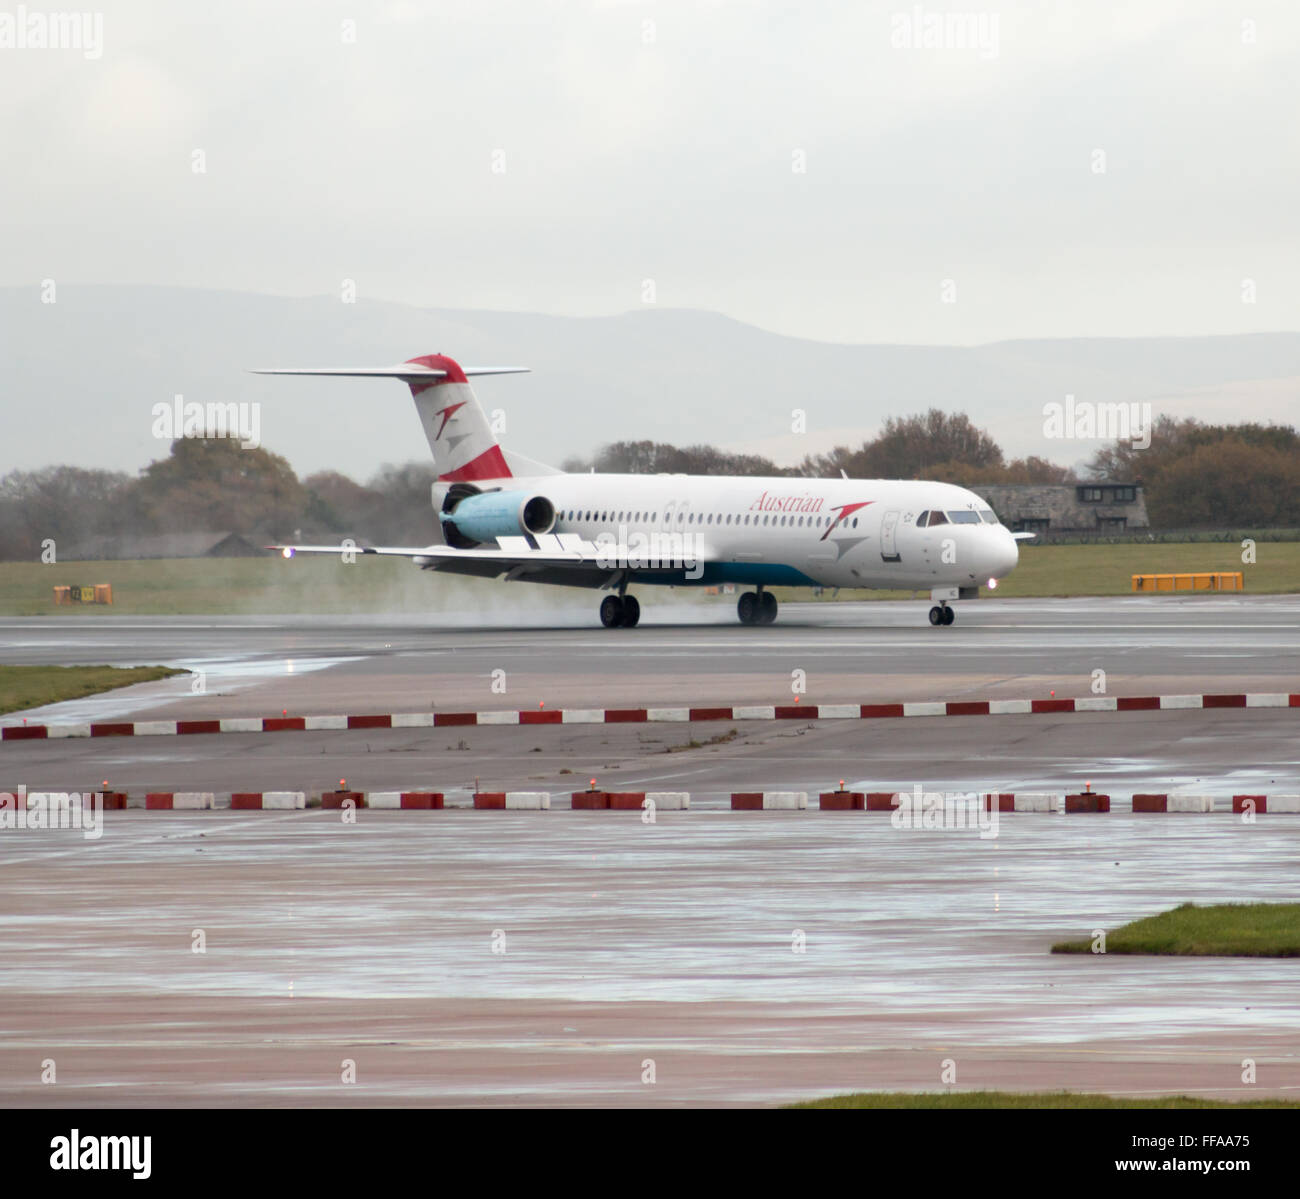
[{"xmin": 433, "ymin": 401, "xmax": 468, "ymax": 439}]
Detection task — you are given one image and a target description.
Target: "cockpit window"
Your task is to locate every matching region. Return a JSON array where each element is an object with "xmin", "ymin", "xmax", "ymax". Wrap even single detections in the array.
[
  {"xmin": 916, "ymin": 511, "xmax": 929, "ymax": 527},
  {"xmin": 979, "ymin": 509, "xmax": 999, "ymax": 524},
  {"xmin": 926, "ymin": 511, "xmax": 949, "ymax": 526},
  {"xmin": 947, "ymin": 511, "xmax": 980, "ymax": 524}
]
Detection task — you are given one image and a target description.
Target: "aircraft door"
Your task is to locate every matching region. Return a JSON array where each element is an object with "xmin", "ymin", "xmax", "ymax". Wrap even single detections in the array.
[{"xmin": 880, "ymin": 509, "xmax": 901, "ymax": 562}]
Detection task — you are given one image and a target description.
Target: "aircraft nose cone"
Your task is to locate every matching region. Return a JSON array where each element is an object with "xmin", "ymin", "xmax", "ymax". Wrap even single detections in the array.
[{"xmin": 992, "ymin": 528, "xmax": 1019, "ymax": 580}]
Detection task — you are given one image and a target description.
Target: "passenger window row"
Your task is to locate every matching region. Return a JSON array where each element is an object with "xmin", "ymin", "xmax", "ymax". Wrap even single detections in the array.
[{"xmin": 556, "ymin": 509, "xmax": 863, "ymax": 530}]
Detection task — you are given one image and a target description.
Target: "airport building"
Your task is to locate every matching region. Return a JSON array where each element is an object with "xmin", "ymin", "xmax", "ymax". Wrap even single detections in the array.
[{"xmin": 970, "ymin": 482, "xmax": 1149, "ymax": 536}]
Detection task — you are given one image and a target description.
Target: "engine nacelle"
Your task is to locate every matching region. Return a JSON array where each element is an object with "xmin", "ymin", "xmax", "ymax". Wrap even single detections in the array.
[{"xmin": 442, "ymin": 489, "xmax": 556, "ymax": 547}]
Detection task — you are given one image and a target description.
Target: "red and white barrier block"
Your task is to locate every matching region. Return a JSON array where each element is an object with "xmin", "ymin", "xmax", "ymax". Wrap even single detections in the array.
[
  {"xmin": 473, "ymin": 791, "xmax": 550, "ymax": 810},
  {"xmin": 571, "ymin": 791, "xmax": 690, "ymax": 810},
  {"xmin": 983, "ymin": 792, "xmax": 1065, "ymax": 813},
  {"xmin": 366, "ymin": 792, "xmax": 445, "ymax": 810},
  {"xmin": 144, "ymin": 792, "xmax": 215, "ymax": 810},
  {"xmin": 1232, "ymin": 794, "xmax": 1300, "ymax": 814},
  {"xmin": 731, "ymin": 791, "xmax": 807, "ymax": 810},
  {"xmin": 982, "ymin": 791, "xmax": 1109, "ymax": 813},
  {"xmin": 228, "ymin": 791, "xmax": 306, "ymax": 810},
  {"xmin": 317, "ymin": 790, "xmax": 366, "ymax": 809},
  {"xmin": 1131, "ymin": 793, "xmax": 1216, "ymax": 813},
  {"xmin": 817, "ymin": 791, "xmax": 904, "ymax": 810}
]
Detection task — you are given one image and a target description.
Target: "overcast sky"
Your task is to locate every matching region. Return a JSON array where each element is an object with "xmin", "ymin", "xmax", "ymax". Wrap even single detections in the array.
[{"xmin": 5, "ymin": 0, "xmax": 1299, "ymax": 345}]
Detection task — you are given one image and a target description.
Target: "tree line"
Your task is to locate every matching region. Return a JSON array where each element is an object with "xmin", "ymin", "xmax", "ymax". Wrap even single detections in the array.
[
  {"xmin": 0, "ymin": 438, "xmax": 439, "ymax": 561},
  {"xmin": 2, "ymin": 413, "xmax": 1296, "ymax": 560}
]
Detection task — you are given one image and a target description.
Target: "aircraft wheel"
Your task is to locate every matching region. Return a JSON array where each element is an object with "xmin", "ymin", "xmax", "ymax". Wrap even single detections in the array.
[
  {"xmin": 759, "ymin": 591, "xmax": 778, "ymax": 625},
  {"xmin": 737, "ymin": 591, "xmax": 758, "ymax": 625},
  {"xmin": 622, "ymin": 595, "xmax": 641, "ymax": 627},
  {"xmin": 600, "ymin": 595, "xmax": 625, "ymax": 628},
  {"xmin": 928, "ymin": 605, "xmax": 943, "ymax": 626},
  {"xmin": 942, "ymin": 604, "xmax": 955, "ymax": 625}
]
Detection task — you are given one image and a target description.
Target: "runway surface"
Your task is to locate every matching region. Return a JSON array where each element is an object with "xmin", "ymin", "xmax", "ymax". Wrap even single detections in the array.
[
  {"xmin": 2, "ymin": 811, "xmax": 1297, "ymax": 1106},
  {"xmin": 2, "ymin": 595, "xmax": 1299, "ymax": 724},
  {"xmin": 2, "ymin": 594, "xmax": 1298, "ymax": 1106}
]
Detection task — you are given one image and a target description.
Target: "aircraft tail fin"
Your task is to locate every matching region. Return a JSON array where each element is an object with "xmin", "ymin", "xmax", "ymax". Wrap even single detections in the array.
[{"xmin": 251, "ymin": 355, "xmax": 536, "ymax": 482}]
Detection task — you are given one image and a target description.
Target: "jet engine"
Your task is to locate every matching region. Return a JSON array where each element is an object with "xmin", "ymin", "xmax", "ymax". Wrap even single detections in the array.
[{"xmin": 441, "ymin": 488, "xmax": 556, "ymax": 548}]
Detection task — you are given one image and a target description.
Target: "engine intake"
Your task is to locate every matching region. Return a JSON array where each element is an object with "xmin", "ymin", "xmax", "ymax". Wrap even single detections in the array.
[{"xmin": 442, "ymin": 489, "xmax": 556, "ymax": 547}]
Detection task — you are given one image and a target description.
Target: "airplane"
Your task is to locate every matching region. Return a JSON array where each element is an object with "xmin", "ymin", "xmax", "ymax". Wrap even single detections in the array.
[{"xmin": 253, "ymin": 352, "xmax": 1027, "ymax": 627}]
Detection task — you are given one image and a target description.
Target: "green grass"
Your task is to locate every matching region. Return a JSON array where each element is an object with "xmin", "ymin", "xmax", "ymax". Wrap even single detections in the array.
[
  {"xmin": 1052, "ymin": 902, "xmax": 1300, "ymax": 957},
  {"xmin": 776, "ymin": 540, "xmax": 1300, "ymax": 604},
  {"xmin": 0, "ymin": 540, "xmax": 1295, "ymax": 616},
  {"xmin": 0, "ymin": 664, "xmax": 186, "ymax": 716},
  {"xmin": 791, "ymin": 1090, "xmax": 1300, "ymax": 1109}
]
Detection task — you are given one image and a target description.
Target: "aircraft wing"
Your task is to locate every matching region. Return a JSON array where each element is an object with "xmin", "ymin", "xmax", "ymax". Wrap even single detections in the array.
[{"xmin": 268, "ymin": 535, "xmax": 705, "ymax": 587}]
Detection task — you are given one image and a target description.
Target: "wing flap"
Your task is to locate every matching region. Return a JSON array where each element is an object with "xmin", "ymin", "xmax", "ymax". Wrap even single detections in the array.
[{"xmin": 269, "ymin": 536, "xmax": 711, "ymax": 574}]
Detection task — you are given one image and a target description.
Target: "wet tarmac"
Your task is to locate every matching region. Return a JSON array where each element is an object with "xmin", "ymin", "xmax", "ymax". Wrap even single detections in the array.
[
  {"xmin": 2, "ymin": 595, "xmax": 1298, "ymax": 722},
  {"xmin": 2, "ymin": 595, "xmax": 1298, "ymax": 1105},
  {"xmin": 1, "ymin": 811, "xmax": 1297, "ymax": 1105}
]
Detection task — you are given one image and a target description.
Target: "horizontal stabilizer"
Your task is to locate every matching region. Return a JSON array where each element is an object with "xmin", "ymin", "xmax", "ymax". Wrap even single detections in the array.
[{"xmin": 250, "ymin": 366, "xmax": 528, "ymax": 383}]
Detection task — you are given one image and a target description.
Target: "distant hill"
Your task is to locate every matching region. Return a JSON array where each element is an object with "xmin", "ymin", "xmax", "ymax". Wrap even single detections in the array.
[{"xmin": 3, "ymin": 284, "xmax": 1297, "ymax": 480}]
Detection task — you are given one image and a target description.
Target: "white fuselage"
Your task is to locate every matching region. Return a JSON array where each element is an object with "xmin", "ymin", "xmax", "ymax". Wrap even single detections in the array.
[{"xmin": 507, "ymin": 474, "xmax": 1020, "ymax": 591}]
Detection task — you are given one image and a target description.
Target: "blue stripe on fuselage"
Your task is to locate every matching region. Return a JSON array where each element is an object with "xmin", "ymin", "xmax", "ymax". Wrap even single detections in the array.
[{"xmin": 629, "ymin": 563, "xmax": 820, "ymax": 587}]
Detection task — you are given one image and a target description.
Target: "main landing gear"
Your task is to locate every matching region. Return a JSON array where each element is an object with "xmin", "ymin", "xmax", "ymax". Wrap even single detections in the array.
[
  {"xmin": 928, "ymin": 603, "xmax": 955, "ymax": 626},
  {"xmin": 738, "ymin": 588, "xmax": 777, "ymax": 626},
  {"xmin": 599, "ymin": 593, "xmax": 641, "ymax": 628}
]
